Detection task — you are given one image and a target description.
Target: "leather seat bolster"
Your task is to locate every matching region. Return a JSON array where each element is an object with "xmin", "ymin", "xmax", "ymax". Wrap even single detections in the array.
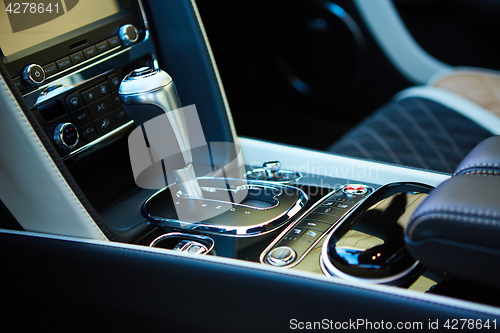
[
  {"xmin": 406, "ymin": 174, "xmax": 500, "ymax": 288},
  {"xmin": 455, "ymin": 136, "xmax": 500, "ymax": 176}
]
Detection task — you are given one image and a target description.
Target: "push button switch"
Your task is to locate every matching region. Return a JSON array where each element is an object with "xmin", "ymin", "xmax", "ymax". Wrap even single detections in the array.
[
  {"xmin": 71, "ymin": 108, "xmax": 91, "ymax": 126},
  {"xmin": 70, "ymin": 51, "xmax": 85, "ymax": 65},
  {"xmin": 87, "ymin": 95, "xmax": 113, "ymax": 119},
  {"xmin": 56, "ymin": 57, "xmax": 72, "ymax": 71},
  {"xmin": 94, "ymin": 82, "xmax": 110, "ymax": 99},
  {"xmin": 83, "ymin": 45, "xmax": 97, "ymax": 59},
  {"xmin": 81, "ymin": 87, "xmax": 98, "ymax": 104},
  {"xmin": 65, "ymin": 92, "xmax": 84, "ymax": 111},
  {"xmin": 78, "ymin": 123, "xmax": 98, "ymax": 142},
  {"xmin": 111, "ymin": 91, "xmax": 121, "ymax": 108},
  {"xmin": 114, "ymin": 107, "xmax": 130, "ymax": 126},
  {"xmin": 302, "ymin": 229, "xmax": 321, "ymax": 241},
  {"xmin": 94, "ymin": 111, "xmax": 116, "ymax": 136},
  {"xmin": 43, "ymin": 62, "xmax": 59, "ymax": 77},
  {"xmin": 107, "ymin": 35, "xmax": 121, "ymax": 48},
  {"xmin": 297, "ymin": 220, "xmax": 331, "ymax": 232},
  {"xmin": 95, "ymin": 40, "xmax": 110, "ymax": 54},
  {"xmin": 108, "ymin": 73, "xmax": 121, "ymax": 91},
  {"xmin": 288, "ymin": 227, "xmax": 306, "ymax": 237}
]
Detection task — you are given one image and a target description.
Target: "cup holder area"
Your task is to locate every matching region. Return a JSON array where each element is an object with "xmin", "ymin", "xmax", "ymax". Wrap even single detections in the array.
[{"xmin": 321, "ymin": 183, "xmax": 433, "ymax": 287}]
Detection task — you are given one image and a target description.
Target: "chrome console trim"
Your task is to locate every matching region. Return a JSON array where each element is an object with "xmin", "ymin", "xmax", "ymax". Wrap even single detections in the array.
[
  {"xmin": 61, "ymin": 120, "xmax": 134, "ymax": 161},
  {"xmin": 143, "ymin": 178, "xmax": 308, "ymax": 237},
  {"xmin": 259, "ymin": 184, "xmax": 376, "ymax": 267}
]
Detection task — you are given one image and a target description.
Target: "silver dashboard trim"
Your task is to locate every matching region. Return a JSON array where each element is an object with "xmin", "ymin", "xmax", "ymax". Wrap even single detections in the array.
[
  {"xmin": 259, "ymin": 185, "xmax": 376, "ymax": 267},
  {"xmin": 61, "ymin": 120, "xmax": 134, "ymax": 161},
  {"xmin": 144, "ymin": 178, "xmax": 309, "ymax": 237}
]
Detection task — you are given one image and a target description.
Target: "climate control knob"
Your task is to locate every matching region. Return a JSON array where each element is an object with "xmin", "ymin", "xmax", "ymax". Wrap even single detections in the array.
[
  {"xmin": 119, "ymin": 24, "xmax": 139, "ymax": 46},
  {"xmin": 22, "ymin": 64, "xmax": 45, "ymax": 87},
  {"xmin": 53, "ymin": 123, "xmax": 79, "ymax": 150}
]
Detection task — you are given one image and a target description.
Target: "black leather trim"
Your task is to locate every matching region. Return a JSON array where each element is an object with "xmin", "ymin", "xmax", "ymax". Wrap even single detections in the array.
[
  {"xmin": 455, "ymin": 136, "xmax": 500, "ymax": 176},
  {"xmin": 0, "ymin": 62, "xmax": 117, "ymax": 241},
  {"xmin": 406, "ymin": 174, "xmax": 500, "ymax": 288},
  {"xmin": 2, "ymin": 231, "xmax": 498, "ymax": 331}
]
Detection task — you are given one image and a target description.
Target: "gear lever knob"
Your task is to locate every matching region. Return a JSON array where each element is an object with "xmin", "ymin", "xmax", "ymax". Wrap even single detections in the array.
[{"xmin": 119, "ymin": 67, "xmax": 203, "ymax": 198}]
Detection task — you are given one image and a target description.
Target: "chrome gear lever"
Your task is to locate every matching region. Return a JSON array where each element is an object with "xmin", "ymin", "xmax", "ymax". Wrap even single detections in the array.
[{"xmin": 119, "ymin": 67, "xmax": 203, "ymax": 198}]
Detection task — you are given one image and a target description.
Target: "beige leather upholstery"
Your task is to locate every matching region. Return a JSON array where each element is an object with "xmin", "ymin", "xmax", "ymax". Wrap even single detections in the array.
[
  {"xmin": 431, "ymin": 69, "xmax": 500, "ymax": 117},
  {"xmin": 0, "ymin": 73, "xmax": 108, "ymax": 240}
]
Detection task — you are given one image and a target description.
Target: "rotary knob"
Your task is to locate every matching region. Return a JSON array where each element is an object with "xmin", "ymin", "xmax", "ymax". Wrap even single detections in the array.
[
  {"xmin": 22, "ymin": 64, "xmax": 45, "ymax": 87},
  {"xmin": 119, "ymin": 24, "xmax": 139, "ymax": 46},
  {"xmin": 53, "ymin": 123, "xmax": 79, "ymax": 150},
  {"xmin": 263, "ymin": 161, "xmax": 282, "ymax": 179},
  {"xmin": 266, "ymin": 246, "xmax": 297, "ymax": 266}
]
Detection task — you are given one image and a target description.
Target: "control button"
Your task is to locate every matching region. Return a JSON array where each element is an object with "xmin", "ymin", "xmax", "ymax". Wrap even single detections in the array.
[
  {"xmin": 78, "ymin": 123, "xmax": 98, "ymax": 142},
  {"xmin": 114, "ymin": 107, "xmax": 130, "ymax": 126},
  {"xmin": 108, "ymin": 73, "xmax": 121, "ymax": 91},
  {"xmin": 305, "ymin": 213, "xmax": 340, "ymax": 224},
  {"xmin": 81, "ymin": 86, "xmax": 98, "ymax": 104},
  {"xmin": 94, "ymin": 82, "xmax": 110, "ymax": 98},
  {"xmin": 93, "ymin": 111, "xmax": 117, "ymax": 136},
  {"xmin": 343, "ymin": 184, "xmax": 369, "ymax": 196},
  {"xmin": 332, "ymin": 202, "xmax": 353, "ymax": 210},
  {"xmin": 111, "ymin": 91, "xmax": 121, "ymax": 108},
  {"xmin": 95, "ymin": 40, "xmax": 110, "ymax": 54},
  {"xmin": 266, "ymin": 246, "xmax": 296, "ymax": 267},
  {"xmin": 71, "ymin": 108, "xmax": 91, "ymax": 126},
  {"xmin": 43, "ymin": 62, "xmax": 59, "ymax": 77},
  {"xmin": 119, "ymin": 24, "xmax": 139, "ymax": 46},
  {"xmin": 87, "ymin": 95, "xmax": 113, "ymax": 119},
  {"xmin": 302, "ymin": 229, "xmax": 321, "ymax": 241},
  {"xmin": 297, "ymin": 220, "xmax": 331, "ymax": 232},
  {"xmin": 108, "ymin": 35, "xmax": 121, "ymax": 48},
  {"xmin": 56, "ymin": 57, "xmax": 72, "ymax": 71},
  {"xmin": 316, "ymin": 205, "xmax": 344, "ymax": 215},
  {"xmin": 12, "ymin": 77, "xmax": 27, "ymax": 92},
  {"xmin": 53, "ymin": 123, "xmax": 79, "ymax": 150},
  {"xmin": 83, "ymin": 45, "xmax": 97, "ymax": 59},
  {"xmin": 22, "ymin": 64, "xmax": 45, "ymax": 87},
  {"xmin": 288, "ymin": 227, "xmax": 306, "ymax": 237},
  {"xmin": 65, "ymin": 92, "xmax": 84, "ymax": 111},
  {"xmin": 70, "ymin": 51, "xmax": 85, "ymax": 65}
]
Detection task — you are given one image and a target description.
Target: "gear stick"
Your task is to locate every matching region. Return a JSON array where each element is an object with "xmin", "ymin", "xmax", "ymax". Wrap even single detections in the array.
[{"xmin": 119, "ymin": 67, "xmax": 203, "ymax": 198}]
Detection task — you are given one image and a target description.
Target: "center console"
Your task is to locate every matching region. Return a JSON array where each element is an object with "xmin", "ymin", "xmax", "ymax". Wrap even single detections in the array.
[
  {"xmin": 0, "ymin": 0, "xmax": 447, "ymax": 292},
  {"xmin": 2, "ymin": 0, "xmax": 499, "ymax": 321}
]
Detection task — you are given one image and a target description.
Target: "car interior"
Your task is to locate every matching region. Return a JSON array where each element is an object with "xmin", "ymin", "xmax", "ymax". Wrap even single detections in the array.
[{"xmin": 1, "ymin": 0, "xmax": 500, "ymax": 330}]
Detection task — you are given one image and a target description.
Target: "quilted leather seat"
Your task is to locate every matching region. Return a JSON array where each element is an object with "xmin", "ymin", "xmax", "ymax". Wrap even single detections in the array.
[{"xmin": 328, "ymin": 69, "xmax": 500, "ymax": 173}]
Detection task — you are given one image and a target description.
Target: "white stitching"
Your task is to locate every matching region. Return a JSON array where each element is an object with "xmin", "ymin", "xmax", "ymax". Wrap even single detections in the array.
[
  {"xmin": 409, "ymin": 207, "xmax": 500, "ymax": 238},
  {"xmin": 0, "ymin": 76, "xmax": 108, "ymax": 240},
  {"xmin": 414, "ymin": 98, "xmax": 464, "ymax": 159},
  {"xmin": 395, "ymin": 103, "xmax": 453, "ymax": 171},
  {"xmin": 455, "ymin": 163, "xmax": 500, "ymax": 175},
  {"xmin": 360, "ymin": 126, "xmax": 403, "ymax": 165},
  {"xmin": 377, "ymin": 114, "xmax": 430, "ymax": 169}
]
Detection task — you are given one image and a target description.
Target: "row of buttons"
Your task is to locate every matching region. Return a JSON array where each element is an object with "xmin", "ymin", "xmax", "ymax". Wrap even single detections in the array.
[
  {"xmin": 62, "ymin": 72, "xmax": 130, "ymax": 144},
  {"xmin": 266, "ymin": 185, "xmax": 372, "ymax": 266},
  {"xmin": 43, "ymin": 36, "xmax": 121, "ymax": 79},
  {"xmin": 12, "ymin": 36, "xmax": 121, "ymax": 92}
]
